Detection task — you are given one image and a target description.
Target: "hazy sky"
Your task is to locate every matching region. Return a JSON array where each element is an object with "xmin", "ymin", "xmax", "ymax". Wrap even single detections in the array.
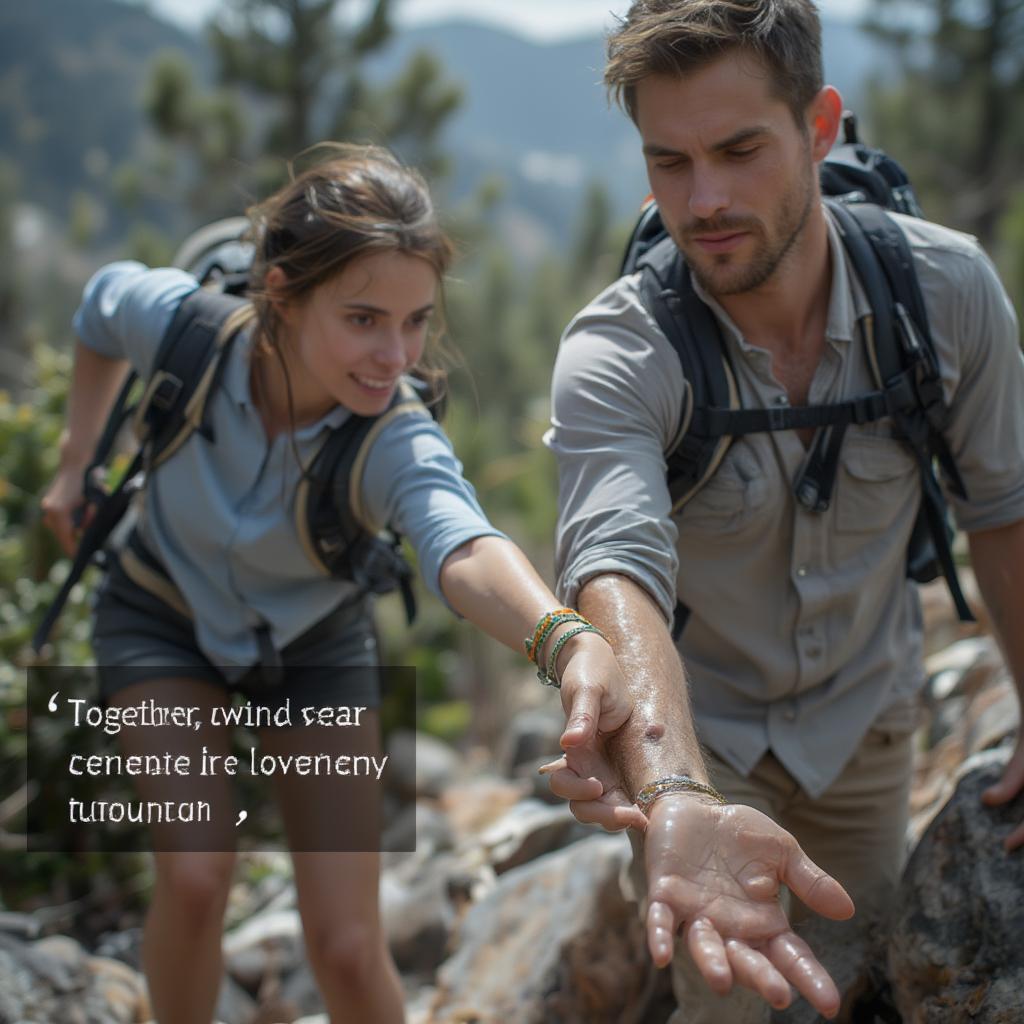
[{"xmin": 136, "ymin": 0, "xmax": 868, "ymax": 41}]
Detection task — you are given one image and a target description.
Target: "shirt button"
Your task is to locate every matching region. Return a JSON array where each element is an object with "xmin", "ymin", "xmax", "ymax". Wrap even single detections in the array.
[
  {"xmin": 774, "ymin": 394, "xmax": 789, "ymax": 406},
  {"xmin": 784, "ymin": 708, "xmax": 797, "ymax": 722},
  {"xmin": 806, "ymin": 645, "xmax": 822, "ymax": 658},
  {"xmin": 796, "ymin": 566, "xmax": 808, "ymax": 577}
]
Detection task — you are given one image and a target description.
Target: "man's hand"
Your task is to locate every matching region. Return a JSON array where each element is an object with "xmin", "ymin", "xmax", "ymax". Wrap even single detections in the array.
[
  {"xmin": 981, "ymin": 733, "xmax": 1024, "ymax": 851},
  {"xmin": 643, "ymin": 794, "xmax": 854, "ymax": 1017}
]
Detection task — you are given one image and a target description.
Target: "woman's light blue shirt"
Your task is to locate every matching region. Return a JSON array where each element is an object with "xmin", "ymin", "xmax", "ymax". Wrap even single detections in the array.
[{"xmin": 74, "ymin": 261, "xmax": 505, "ymax": 677}]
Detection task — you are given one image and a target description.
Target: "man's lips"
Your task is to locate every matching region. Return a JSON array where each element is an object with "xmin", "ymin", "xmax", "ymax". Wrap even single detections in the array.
[{"xmin": 690, "ymin": 231, "xmax": 749, "ymax": 254}]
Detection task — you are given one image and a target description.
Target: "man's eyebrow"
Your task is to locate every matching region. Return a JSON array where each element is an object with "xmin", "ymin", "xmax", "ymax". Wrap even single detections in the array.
[
  {"xmin": 642, "ymin": 126, "xmax": 771, "ymax": 159},
  {"xmin": 711, "ymin": 126, "xmax": 771, "ymax": 151}
]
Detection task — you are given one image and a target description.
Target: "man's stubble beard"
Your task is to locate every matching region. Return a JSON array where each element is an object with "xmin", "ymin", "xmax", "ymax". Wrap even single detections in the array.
[{"xmin": 682, "ymin": 158, "xmax": 817, "ymax": 298}]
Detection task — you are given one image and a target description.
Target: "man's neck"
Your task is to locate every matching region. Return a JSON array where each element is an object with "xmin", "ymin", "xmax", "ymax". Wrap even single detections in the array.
[{"xmin": 714, "ymin": 205, "xmax": 833, "ymax": 356}]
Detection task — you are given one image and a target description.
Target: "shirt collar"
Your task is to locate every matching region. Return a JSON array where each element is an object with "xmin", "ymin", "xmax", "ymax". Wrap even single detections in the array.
[{"xmin": 687, "ymin": 202, "xmax": 873, "ymax": 349}]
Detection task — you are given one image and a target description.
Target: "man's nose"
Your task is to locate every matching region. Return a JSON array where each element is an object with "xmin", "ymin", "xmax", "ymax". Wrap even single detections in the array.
[{"xmin": 688, "ymin": 164, "xmax": 729, "ymax": 222}]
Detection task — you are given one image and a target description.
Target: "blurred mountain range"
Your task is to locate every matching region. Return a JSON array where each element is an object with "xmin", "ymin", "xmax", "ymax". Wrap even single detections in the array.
[{"xmin": 1, "ymin": 0, "xmax": 889, "ymax": 257}]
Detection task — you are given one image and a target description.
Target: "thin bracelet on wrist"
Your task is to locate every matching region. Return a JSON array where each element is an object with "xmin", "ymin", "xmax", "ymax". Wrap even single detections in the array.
[{"xmin": 634, "ymin": 774, "xmax": 727, "ymax": 816}]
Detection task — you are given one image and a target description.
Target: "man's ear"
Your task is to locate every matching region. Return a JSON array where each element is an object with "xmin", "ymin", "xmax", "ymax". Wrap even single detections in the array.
[{"xmin": 808, "ymin": 86, "xmax": 843, "ymax": 162}]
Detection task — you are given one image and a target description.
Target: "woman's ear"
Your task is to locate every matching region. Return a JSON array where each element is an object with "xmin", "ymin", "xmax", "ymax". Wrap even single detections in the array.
[{"xmin": 264, "ymin": 266, "xmax": 293, "ymax": 321}]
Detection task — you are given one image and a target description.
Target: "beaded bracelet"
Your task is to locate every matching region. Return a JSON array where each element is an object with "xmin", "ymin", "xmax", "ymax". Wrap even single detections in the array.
[
  {"xmin": 538, "ymin": 622, "xmax": 607, "ymax": 688},
  {"xmin": 634, "ymin": 774, "xmax": 727, "ymax": 816},
  {"xmin": 527, "ymin": 612, "xmax": 583, "ymax": 665},
  {"xmin": 524, "ymin": 607, "xmax": 577, "ymax": 663}
]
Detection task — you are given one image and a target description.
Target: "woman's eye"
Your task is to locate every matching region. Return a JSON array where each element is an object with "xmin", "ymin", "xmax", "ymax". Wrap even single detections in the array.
[
  {"xmin": 410, "ymin": 312, "xmax": 431, "ymax": 328},
  {"xmin": 348, "ymin": 313, "xmax": 373, "ymax": 328}
]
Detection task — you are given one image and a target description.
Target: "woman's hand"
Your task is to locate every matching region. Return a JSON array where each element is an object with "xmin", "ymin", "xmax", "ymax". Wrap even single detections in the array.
[
  {"xmin": 542, "ymin": 633, "xmax": 647, "ymax": 831},
  {"xmin": 40, "ymin": 462, "xmax": 93, "ymax": 557}
]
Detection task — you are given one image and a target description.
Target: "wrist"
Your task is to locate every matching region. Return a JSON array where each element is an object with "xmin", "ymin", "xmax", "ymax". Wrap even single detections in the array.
[
  {"xmin": 58, "ymin": 433, "xmax": 92, "ymax": 470},
  {"xmin": 549, "ymin": 627, "xmax": 609, "ymax": 679},
  {"xmin": 634, "ymin": 773, "xmax": 727, "ymax": 817}
]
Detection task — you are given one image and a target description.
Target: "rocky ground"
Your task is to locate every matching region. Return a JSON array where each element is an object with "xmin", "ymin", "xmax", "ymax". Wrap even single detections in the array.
[{"xmin": 1, "ymin": 573, "xmax": 1021, "ymax": 1024}]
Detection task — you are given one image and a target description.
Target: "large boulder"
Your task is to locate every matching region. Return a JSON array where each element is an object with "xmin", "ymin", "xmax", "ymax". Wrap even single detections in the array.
[
  {"xmin": 428, "ymin": 833, "xmax": 659, "ymax": 1024},
  {"xmin": 889, "ymin": 746, "xmax": 1024, "ymax": 1023}
]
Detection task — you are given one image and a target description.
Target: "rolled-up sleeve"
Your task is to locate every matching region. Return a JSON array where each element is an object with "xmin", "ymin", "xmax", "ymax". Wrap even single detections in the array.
[
  {"xmin": 359, "ymin": 411, "xmax": 507, "ymax": 605},
  {"xmin": 544, "ymin": 277, "xmax": 685, "ymax": 621},
  {"xmin": 72, "ymin": 261, "xmax": 199, "ymax": 377},
  {"xmin": 911, "ymin": 230, "xmax": 1024, "ymax": 532}
]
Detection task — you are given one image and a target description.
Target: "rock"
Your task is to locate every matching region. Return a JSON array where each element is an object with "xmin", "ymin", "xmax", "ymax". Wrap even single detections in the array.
[
  {"xmin": 223, "ymin": 908, "xmax": 304, "ymax": 991},
  {"xmin": 388, "ymin": 730, "xmax": 462, "ymax": 799},
  {"xmin": 0, "ymin": 932, "xmax": 150, "ymax": 1024},
  {"xmin": 495, "ymin": 707, "xmax": 565, "ymax": 779},
  {"xmin": 0, "ymin": 911, "xmax": 41, "ymax": 940},
  {"xmin": 429, "ymin": 834, "xmax": 658, "ymax": 1024},
  {"xmin": 380, "ymin": 852, "xmax": 460, "ymax": 972},
  {"xmin": 214, "ymin": 971, "xmax": 259, "ymax": 1024},
  {"xmin": 382, "ymin": 799, "xmax": 454, "ymax": 859},
  {"xmin": 438, "ymin": 776, "xmax": 530, "ymax": 840},
  {"xmin": 477, "ymin": 798, "xmax": 592, "ymax": 874},
  {"xmin": 889, "ymin": 746, "xmax": 1024, "ymax": 1022}
]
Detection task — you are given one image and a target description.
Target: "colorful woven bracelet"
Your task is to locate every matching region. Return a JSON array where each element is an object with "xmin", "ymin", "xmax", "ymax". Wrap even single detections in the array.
[
  {"xmin": 539, "ymin": 622, "xmax": 606, "ymax": 688},
  {"xmin": 524, "ymin": 607, "xmax": 576, "ymax": 663},
  {"xmin": 528, "ymin": 612, "xmax": 584, "ymax": 665},
  {"xmin": 634, "ymin": 774, "xmax": 727, "ymax": 816}
]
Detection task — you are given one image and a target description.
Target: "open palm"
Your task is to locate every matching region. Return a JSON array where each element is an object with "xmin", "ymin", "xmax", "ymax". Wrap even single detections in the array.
[{"xmin": 644, "ymin": 795, "xmax": 854, "ymax": 1017}]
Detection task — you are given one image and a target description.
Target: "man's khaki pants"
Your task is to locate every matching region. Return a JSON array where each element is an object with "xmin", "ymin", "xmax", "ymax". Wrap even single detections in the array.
[{"xmin": 627, "ymin": 727, "xmax": 914, "ymax": 1023}]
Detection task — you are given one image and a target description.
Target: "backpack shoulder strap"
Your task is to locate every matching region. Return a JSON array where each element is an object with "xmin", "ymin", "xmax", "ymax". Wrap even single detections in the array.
[
  {"xmin": 31, "ymin": 287, "xmax": 251, "ymax": 655},
  {"xmin": 827, "ymin": 199, "xmax": 974, "ymax": 621},
  {"xmin": 134, "ymin": 287, "xmax": 253, "ymax": 470},
  {"xmin": 295, "ymin": 380, "xmax": 432, "ymax": 620},
  {"xmin": 636, "ymin": 236, "xmax": 739, "ymax": 511}
]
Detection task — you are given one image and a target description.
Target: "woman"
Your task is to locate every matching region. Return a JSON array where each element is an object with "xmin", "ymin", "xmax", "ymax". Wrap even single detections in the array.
[{"xmin": 40, "ymin": 145, "xmax": 637, "ymax": 1024}]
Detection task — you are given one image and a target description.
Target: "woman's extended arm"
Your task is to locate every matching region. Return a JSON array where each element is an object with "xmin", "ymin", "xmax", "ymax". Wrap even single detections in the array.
[{"xmin": 439, "ymin": 534, "xmax": 645, "ymax": 829}]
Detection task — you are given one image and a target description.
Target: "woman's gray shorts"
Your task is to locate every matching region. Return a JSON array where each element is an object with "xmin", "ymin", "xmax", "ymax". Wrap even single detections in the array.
[{"xmin": 91, "ymin": 545, "xmax": 382, "ymax": 712}]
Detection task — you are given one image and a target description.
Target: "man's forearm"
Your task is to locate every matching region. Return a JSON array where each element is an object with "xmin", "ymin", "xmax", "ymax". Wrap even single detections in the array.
[{"xmin": 577, "ymin": 572, "xmax": 709, "ymax": 796}]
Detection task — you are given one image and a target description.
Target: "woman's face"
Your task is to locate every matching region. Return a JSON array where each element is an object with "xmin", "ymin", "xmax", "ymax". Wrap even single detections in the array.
[{"xmin": 277, "ymin": 250, "xmax": 438, "ymax": 418}]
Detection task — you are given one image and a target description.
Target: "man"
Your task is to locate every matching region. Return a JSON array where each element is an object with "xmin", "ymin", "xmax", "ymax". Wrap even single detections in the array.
[{"xmin": 542, "ymin": 0, "xmax": 1024, "ymax": 1019}]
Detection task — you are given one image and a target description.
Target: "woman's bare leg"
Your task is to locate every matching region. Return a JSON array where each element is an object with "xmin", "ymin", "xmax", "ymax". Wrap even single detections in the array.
[
  {"xmin": 258, "ymin": 709, "xmax": 404, "ymax": 1024},
  {"xmin": 109, "ymin": 677, "xmax": 237, "ymax": 1024}
]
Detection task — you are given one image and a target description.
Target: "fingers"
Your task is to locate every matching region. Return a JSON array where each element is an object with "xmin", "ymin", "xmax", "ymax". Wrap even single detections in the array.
[
  {"xmin": 765, "ymin": 932, "xmax": 841, "ymax": 1019},
  {"xmin": 569, "ymin": 797, "xmax": 647, "ymax": 832},
  {"xmin": 982, "ymin": 744, "xmax": 1024, "ymax": 807},
  {"xmin": 724, "ymin": 939, "xmax": 792, "ymax": 1010},
  {"xmin": 684, "ymin": 916, "xmax": 732, "ymax": 995},
  {"xmin": 646, "ymin": 898, "xmax": 680, "ymax": 968},
  {"xmin": 1002, "ymin": 820, "xmax": 1024, "ymax": 853},
  {"xmin": 779, "ymin": 846, "xmax": 855, "ymax": 922},
  {"xmin": 560, "ymin": 683, "xmax": 600, "ymax": 748},
  {"xmin": 541, "ymin": 763, "xmax": 603, "ymax": 802},
  {"xmin": 40, "ymin": 504, "xmax": 77, "ymax": 557}
]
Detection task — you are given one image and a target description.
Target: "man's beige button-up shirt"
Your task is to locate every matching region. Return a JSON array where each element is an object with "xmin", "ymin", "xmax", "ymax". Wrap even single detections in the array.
[{"xmin": 546, "ymin": 207, "xmax": 1024, "ymax": 796}]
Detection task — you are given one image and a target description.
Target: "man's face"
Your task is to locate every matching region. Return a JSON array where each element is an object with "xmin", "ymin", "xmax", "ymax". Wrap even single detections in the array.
[{"xmin": 635, "ymin": 53, "xmax": 819, "ymax": 298}]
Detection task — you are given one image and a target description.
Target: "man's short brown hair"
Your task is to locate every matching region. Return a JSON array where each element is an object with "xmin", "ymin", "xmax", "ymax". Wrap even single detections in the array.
[{"xmin": 606, "ymin": 0, "xmax": 824, "ymax": 126}]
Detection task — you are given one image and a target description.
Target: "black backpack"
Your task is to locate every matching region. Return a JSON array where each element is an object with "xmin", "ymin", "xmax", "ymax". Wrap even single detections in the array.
[
  {"xmin": 620, "ymin": 112, "xmax": 973, "ymax": 636},
  {"xmin": 33, "ymin": 222, "xmax": 441, "ymax": 653}
]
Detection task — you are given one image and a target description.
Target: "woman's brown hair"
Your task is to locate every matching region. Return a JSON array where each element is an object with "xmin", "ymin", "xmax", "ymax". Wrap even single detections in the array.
[{"xmin": 246, "ymin": 143, "xmax": 454, "ymax": 425}]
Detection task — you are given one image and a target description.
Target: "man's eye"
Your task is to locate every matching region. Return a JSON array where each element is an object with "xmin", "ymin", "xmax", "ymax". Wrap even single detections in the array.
[
  {"xmin": 727, "ymin": 147, "xmax": 759, "ymax": 160},
  {"xmin": 348, "ymin": 313, "xmax": 373, "ymax": 327}
]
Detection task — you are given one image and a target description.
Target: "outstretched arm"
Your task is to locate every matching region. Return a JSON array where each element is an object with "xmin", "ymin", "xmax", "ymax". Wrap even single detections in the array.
[
  {"xmin": 545, "ymin": 572, "xmax": 853, "ymax": 1018},
  {"xmin": 438, "ymin": 535, "xmax": 638, "ymax": 795},
  {"xmin": 969, "ymin": 519, "xmax": 1024, "ymax": 850}
]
